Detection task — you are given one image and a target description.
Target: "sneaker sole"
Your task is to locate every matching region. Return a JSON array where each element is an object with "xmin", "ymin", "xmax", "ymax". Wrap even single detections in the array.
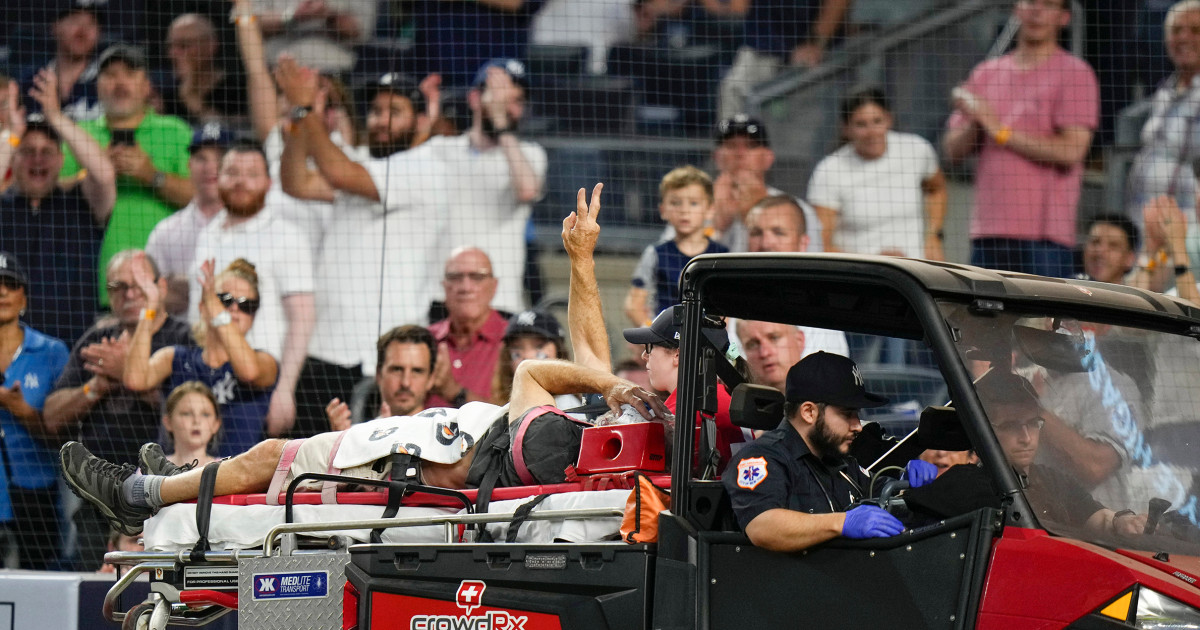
[{"xmin": 59, "ymin": 443, "xmax": 143, "ymax": 537}]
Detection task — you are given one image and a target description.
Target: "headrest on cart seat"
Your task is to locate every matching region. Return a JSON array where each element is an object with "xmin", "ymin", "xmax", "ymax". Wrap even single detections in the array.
[{"xmin": 729, "ymin": 383, "xmax": 785, "ymax": 431}]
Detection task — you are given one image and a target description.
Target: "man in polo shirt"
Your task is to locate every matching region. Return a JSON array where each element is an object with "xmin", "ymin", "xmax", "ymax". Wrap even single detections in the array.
[
  {"xmin": 274, "ymin": 63, "xmax": 448, "ymax": 437},
  {"xmin": 427, "ymin": 247, "xmax": 508, "ymax": 409},
  {"xmin": 59, "ymin": 44, "xmax": 194, "ymax": 305},
  {"xmin": 722, "ymin": 352, "xmax": 937, "ymax": 551},
  {"xmin": 145, "ymin": 123, "xmax": 233, "ymax": 316},
  {"xmin": 0, "ymin": 68, "xmax": 114, "ymax": 346},
  {"xmin": 188, "ymin": 143, "xmax": 315, "ymax": 437}
]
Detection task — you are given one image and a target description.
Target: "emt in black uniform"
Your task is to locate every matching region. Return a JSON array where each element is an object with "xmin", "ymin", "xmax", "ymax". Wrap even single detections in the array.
[{"xmin": 722, "ymin": 351, "xmax": 938, "ymax": 551}]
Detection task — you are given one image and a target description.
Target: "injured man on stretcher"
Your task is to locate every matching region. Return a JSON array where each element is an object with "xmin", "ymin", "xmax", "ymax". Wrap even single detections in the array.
[{"xmin": 61, "ymin": 183, "xmax": 669, "ymax": 539}]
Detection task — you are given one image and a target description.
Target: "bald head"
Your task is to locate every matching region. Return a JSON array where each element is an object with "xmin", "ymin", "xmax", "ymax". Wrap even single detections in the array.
[
  {"xmin": 747, "ymin": 195, "xmax": 809, "ymax": 253},
  {"xmin": 167, "ymin": 14, "xmax": 218, "ymax": 69},
  {"xmin": 442, "ymin": 247, "xmax": 498, "ymax": 322}
]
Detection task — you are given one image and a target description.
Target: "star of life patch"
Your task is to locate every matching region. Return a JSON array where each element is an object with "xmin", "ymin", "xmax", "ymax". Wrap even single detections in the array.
[{"xmin": 736, "ymin": 457, "xmax": 769, "ymax": 490}]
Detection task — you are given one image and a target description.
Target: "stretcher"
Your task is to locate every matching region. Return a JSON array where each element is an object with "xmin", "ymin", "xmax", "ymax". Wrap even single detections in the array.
[{"xmin": 101, "ymin": 422, "xmax": 670, "ymax": 630}]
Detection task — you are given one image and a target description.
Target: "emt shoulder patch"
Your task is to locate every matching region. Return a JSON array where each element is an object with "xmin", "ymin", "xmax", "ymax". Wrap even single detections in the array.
[{"xmin": 736, "ymin": 457, "xmax": 768, "ymax": 490}]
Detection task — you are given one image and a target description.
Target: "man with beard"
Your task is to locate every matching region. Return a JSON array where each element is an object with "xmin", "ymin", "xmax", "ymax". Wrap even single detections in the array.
[
  {"xmin": 59, "ymin": 44, "xmax": 194, "ymax": 306},
  {"xmin": 723, "ymin": 352, "xmax": 938, "ymax": 551},
  {"xmin": 189, "ymin": 143, "xmax": 315, "ymax": 439},
  {"xmin": 275, "ymin": 60, "xmax": 448, "ymax": 438}
]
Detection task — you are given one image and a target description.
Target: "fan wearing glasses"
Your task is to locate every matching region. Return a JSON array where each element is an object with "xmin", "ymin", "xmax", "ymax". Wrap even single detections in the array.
[{"xmin": 123, "ymin": 254, "xmax": 278, "ymax": 458}]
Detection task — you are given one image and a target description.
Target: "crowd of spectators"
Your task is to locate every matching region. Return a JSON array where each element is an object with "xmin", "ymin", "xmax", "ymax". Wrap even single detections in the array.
[{"xmin": 0, "ymin": 0, "xmax": 1196, "ymax": 573}]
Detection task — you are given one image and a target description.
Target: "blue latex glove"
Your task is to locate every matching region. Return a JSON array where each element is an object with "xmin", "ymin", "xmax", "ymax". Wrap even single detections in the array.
[
  {"xmin": 905, "ymin": 459, "xmax": 938, "ymax": 489},
  {"xmin": 842, "ymin": 505, "xmax": 905, "ymax": 539}
]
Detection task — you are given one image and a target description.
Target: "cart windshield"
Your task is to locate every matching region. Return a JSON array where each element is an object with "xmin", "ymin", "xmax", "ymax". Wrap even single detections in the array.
[{"xmin": 940, "ymin": 301, "xmax": 1200, "ymax": 555}]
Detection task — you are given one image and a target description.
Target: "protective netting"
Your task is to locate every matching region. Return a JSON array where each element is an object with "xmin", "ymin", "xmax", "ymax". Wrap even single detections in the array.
[{"xmin": 0, "ymin": 0, "xmax": 1192, "ymax": 573}]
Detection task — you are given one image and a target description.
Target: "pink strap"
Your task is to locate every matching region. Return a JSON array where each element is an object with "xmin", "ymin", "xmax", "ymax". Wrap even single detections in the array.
[
  {"xmin": 321, "ymin": 432, "xmax": 347, "ymax": 504},
  {"xmin": 266, "ymin": 439, "xmax": 306, "ymax": 505},
  {"xmin": 512, "ymin": 405, "xmax": 580, "ymax": 486}
]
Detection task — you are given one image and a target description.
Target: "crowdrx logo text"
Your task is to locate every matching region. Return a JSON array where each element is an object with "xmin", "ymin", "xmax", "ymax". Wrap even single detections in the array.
[{"xmin": 408, "ymin": 580, "xmax": 531, "ymax": 630}]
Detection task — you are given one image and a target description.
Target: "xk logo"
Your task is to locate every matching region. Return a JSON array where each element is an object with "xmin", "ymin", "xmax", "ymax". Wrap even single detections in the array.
[{"xmin": 258, "ymin": 577, "xmax": 276, "ymax": 593}]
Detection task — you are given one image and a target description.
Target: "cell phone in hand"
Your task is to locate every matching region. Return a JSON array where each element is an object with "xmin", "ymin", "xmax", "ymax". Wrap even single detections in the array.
[{"xmin": 110, "ymin": 128, "xmax": 136, "ymax": 147}]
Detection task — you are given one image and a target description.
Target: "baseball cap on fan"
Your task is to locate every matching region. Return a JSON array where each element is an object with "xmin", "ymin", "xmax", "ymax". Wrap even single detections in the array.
[{"xmin": 0, "ymin": 252, "xmax": 28, "ymax": 288}]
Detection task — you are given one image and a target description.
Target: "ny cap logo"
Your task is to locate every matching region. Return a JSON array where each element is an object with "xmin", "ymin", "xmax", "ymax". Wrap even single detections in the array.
[
  {"xmin": 851, "ymin": 365, "xmax": 864, "ymax": 388},
  {"xmin": 517, "ymin": 311, "xmax": 537, "ymax": 326},
  {"xmin": 0, "ymin": 255, "xmax": 8, "ymax": 269},
  {"xmin": 456, "ymin": 580, "xmax": 487, "ymax": 616}
]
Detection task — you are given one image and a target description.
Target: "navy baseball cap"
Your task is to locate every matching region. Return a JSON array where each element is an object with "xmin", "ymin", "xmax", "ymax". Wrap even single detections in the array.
[
  {"xmin": 785, "ymin": 352, "xmax": 888, "ymax": 409},
  {"xmin": 504, "ymin": 309, "xmax": 564, "ymax": 345},
  {"xmin": 188, "ymin": 122, "xmax": 233, "ymax": 154},
  {"xmin": 716, "ymin": 114, "xmax": 769, "ymax": 147},
  {"xmin": 623, "ymin": 305, "xmax": 730, "ymax": 353},
  {"xmin": 472, "ymin": 58, "xmax": 529, "ymax": 89},
  {"xmin": 0, "ymin": 252, "xmax": 28, "ymax": 287},
  {"xmin": 57, "ymin": 0, "xmax": 106, "ymax": 22}
]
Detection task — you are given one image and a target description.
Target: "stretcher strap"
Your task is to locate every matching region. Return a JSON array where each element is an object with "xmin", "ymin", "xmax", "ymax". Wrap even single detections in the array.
[
  {"xmin": 512, "ymin": 405, "xmax": 578, "ymax": 486},
  {"xmin": 266, "ymin": 439, "xmax": 306, "ymax": 506},
  {"xmin": 504, "ymin": 494, "xmax": 549, "ymax": 543},
  {"xmin": 321, "ymin": 432, "xmax": 347, "ymax": 505},
  {"xmin": 190, "ymin": 460, "xmax": 221, "ymax": 561}
]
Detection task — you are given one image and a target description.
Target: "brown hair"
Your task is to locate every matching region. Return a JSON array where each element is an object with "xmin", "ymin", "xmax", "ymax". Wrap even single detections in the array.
[
  {"xmin": 376, "ymin": 324, "xmax": 437, "ymax": 374},
  {"xmin": 490, "ymin": 334, "xmax": 571, "ymax": 405},
  {"xmin": 164, "ymin": 380, "xmax": 222, "ymax": 423},
  {"xmin": 659, "ymin": 165, "xmax": 714, "ymax": 202}
]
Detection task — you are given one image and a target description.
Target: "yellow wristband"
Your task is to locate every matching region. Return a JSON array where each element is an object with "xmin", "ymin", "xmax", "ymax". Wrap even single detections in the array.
[
  {"xmin": 3, "ymin": 131, "xmax": 18, "ymax": 147},
  {"xmin": 83, "ymin": 383, "xmax": 99, "ymax": 401},
  {"xmin": 993, "ymin": 125, "xmax": 1012, "ymax": 146},
  {"xmin": 140, "ymin": 308, "xmax": 157, "ymax": 321},
  {"xmin": 237, "ymin": 14, "xmax": 257, "ymax": 25}
]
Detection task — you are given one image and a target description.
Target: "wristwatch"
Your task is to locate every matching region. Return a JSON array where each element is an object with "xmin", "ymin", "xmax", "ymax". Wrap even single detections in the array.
[
  {"xmin": 289, "ymin": 105, "xmax": 313, "ymax": 122},
  {"xmin": 151, "ymin": 171, "xmax": 166, "ymax": 191},
  {"xmin": 210, "ymin": 311, "xmax": 232, "ymax": 328}
]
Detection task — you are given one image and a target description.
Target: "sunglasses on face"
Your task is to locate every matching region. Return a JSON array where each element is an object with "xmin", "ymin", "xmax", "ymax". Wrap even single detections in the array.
[
  {"xmin": 218, "ymin": 292, "xmax": 260, "ymax": 315},
  {"xmin": 643, "ymin": 342, "xmax": 678, "ymax": 355}
]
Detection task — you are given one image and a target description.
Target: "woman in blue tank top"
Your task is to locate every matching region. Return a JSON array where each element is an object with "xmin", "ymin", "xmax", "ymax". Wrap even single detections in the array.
[{"xmin": 123, "ymin": 255, "xmax": 278, "ymax": 457}]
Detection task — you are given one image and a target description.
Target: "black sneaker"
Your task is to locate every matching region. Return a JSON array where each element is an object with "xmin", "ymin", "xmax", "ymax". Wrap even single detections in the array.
[
  {"xmin": 138, "ymin": 443, "xmax": 197, "ymax": 477},
  {"xmin": 60, "ymin": 441, "xmax": 153, "ymax": 536}
]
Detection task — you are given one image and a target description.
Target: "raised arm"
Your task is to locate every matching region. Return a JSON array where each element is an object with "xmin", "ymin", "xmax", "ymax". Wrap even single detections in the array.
[
  {"xmin": 278, "ymin": 88, "xmax": 335, "ymax": 202},
  {"xmin": 232, "ymin": 0, "xmax": 278, "ymax": 142},
  {"xmin": 922, "ymin": 169, "xmax": 947, "ymax": 261},
  {"xmin": 265, "ymin": 291, "xmax": 315, "ymax": 437},
  {"xmin": 31, "ymin": 68, "xmax": 115, "ymax": 223},
  {"xmin": 562, "ymin": 183, "xmax": 611, "ymax": 373},
  {"xmin": 510, "ymin": 359, "xmax": 668, "ymax": 422},
  {"xmin": 275, "ymin": 57, "xmax": 379, "ymax": 201},
  {"xmin": 122, "ymin": 252, "xmax": 176, "ymax": 392}
]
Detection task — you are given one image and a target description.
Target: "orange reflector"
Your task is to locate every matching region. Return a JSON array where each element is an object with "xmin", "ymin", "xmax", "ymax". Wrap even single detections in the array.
[{"xmin": 1100, "ymin": 591, "xmax": 1133, "ymax": 621}]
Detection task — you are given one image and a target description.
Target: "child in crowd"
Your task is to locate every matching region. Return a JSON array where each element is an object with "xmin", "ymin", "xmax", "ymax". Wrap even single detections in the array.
[
  {"xmin": 625, "ymin": 165, "xmax": 729, "ymax": 325},
  {"xmin": 160, "ymin": 381, "xmax": 222, "ymax": 470}
]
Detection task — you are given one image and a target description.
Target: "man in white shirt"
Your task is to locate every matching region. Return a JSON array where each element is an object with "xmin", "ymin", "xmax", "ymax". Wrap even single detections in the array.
[
  {"xmin": 424, "ymin": 58, "xmax": 547, "ymax": 313},
  {"xmin": 189, "ymin": 143, "xmax": 315, "ymax": 437},
  {"xmin": 276, "ymin": 63, "xmax": 450, "ymax": 439},
  {"xmin": 145, "ymin": 123, "xmax": 232, "ymax": 316}
]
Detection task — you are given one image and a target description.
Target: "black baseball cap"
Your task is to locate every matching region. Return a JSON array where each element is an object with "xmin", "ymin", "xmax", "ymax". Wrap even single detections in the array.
[
  {"xmin": 622, "ymin": 305, "xmax": 730, "ymax": 353},
  {"xmin": 716, "ymin": 114, "xmax": 769, "ymax": 147},
  {"xmin": 98, "ymin": 44, "xmax": 147, "ymax": 72},
  {"xmin": 365, "ymin": 72, "xmax": 425, "ymax": 111},
  {"xmin": 916, "ymin": 406, "xmax": 972, "ymax": 451},
  {"xmin": 23, "ymin": 113, "xmax": 62, "ymax": 145},
  {"xmin": 504, "ymin": 309, "xmax": 564, "ymax": 345},
  {"xmin": 188, "ymin": 122, "xmax": 233, "ymax": 154},
  {"xmin": 57, "ymin": 0, "xmax": 106, "ymax": 22},
  {"xmin": 784, "ymin": 351, "xmax": 888, "ymax": 408},
  {"xmin": 0, "ymin": 252, "xmax": 28, "ymax": 287},
  {"xmin": 472, "ymin": 58, "xmax": 530, "ymax": 89}
]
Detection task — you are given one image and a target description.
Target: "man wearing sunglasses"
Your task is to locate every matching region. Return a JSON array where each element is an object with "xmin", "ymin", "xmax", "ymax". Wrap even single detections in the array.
[{"xmin": 42, "ymin": 249, "xmax": 193, "ymax": 569}]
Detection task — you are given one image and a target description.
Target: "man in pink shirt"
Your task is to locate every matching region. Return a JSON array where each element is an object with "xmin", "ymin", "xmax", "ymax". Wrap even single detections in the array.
[
  {"xmin": 943, "ymin": 0, "xmax": 1098, "ymax": 278},
  {"xmin": 427, "ymin": 247, "xmax": 509, "ymax": 408}
]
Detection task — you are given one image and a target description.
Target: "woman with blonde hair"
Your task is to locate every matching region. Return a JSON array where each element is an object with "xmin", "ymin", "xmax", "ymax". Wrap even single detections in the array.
[{"xmin": 124, "ymin": 254, "xmax": 277, "ymax": 457}]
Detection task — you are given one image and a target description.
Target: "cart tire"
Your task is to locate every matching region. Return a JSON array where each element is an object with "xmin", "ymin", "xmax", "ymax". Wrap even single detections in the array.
[
  {"xmin": 148, "ymin": 597, "xmax": 171, "ymax": 630},
  {"xmin": 120, "ymin": 602, "xmax": 154, "ymax": 630}
]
